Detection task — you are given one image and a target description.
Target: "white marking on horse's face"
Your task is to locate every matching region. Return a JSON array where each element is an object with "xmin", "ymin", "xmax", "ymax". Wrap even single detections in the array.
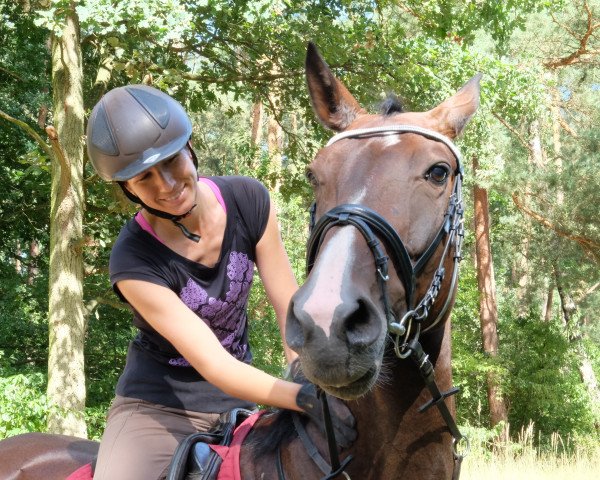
[
  {"xmin": 302, "ymin": 187, "xmax": 366, "ymax": 338},
  {"xmin": 303, "ymin": 227, "xmax": 355, "ymax": 337},
  {"xmin": 380, "ymin": 134, "xmax": 402, "ymax": 149}
]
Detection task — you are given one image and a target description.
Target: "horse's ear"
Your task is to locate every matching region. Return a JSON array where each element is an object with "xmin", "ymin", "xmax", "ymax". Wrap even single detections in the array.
[
  {"xmin": 305, "ymin": 42, "xmax": 366, "ymax": 132},
  {"xmin": 429, "ymin": 73, "xmax": 482, "ymax": 138}
]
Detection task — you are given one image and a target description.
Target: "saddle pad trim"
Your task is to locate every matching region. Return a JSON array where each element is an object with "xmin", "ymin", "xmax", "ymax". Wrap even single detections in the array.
[
  {"xmin": 65, "ymin": 462, "xmax": 93, "ymax": 480},
  {"xmin": 211, "ymin": 410, "xmax": 265, "ymax": 480}
]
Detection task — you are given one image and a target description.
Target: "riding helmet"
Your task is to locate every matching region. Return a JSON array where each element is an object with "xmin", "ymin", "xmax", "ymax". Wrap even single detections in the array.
[{"xmin": 86, "ymin": 85, "xmax": 193, "ymax": 181}]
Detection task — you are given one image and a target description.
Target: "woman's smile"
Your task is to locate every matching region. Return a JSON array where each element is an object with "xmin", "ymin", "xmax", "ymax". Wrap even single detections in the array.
[{"xmin": 160, "ymin": 185, "xmax": 186, "ymax": 203}]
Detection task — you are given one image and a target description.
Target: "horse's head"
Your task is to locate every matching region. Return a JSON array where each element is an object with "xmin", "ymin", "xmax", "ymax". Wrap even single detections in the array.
[{"xmin": 286, "ymin": 43, "xmax": 480, "ymax": 400}]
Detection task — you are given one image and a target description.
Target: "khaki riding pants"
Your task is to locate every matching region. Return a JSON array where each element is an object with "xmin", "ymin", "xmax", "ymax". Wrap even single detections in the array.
[{"xmin": 94, "ymin": 395, "xmax": 221, "ymax": 480}]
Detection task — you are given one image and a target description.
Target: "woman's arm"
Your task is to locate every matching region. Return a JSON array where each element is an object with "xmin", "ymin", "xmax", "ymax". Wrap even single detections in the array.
[
  {"xmin": 117, "ymin": 279, "xmax": 302, "ymax": 410},
  {"xmin": 255, "ymin": 201, "xmax": 299, "ymax": 364}
]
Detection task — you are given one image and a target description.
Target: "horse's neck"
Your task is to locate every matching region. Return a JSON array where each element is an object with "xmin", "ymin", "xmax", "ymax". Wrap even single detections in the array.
[{"xmin": 351, "ymin": 323, "xmax": 455, "ymax": 478}]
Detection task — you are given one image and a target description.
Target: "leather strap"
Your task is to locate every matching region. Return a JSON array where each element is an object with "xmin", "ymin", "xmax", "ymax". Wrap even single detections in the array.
[{"xmin": 291, "ymin": 413, "xmax": 353, "ymax": 480}]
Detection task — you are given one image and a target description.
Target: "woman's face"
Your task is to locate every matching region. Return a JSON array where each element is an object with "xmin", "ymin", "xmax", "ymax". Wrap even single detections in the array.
[{"xmin": 125, "ymin": 147, "xmax": 198, "ymax": 216}]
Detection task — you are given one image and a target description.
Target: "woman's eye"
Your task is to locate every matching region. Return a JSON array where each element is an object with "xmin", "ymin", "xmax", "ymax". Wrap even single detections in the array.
[{"xmin": 426, "ymin": 165, "xmax": 450, "ymax": 184}]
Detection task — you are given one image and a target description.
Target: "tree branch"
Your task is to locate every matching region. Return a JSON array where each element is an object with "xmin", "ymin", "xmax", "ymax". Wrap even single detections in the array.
[
  {"xmin": 85, "ymin": 295, "xmax": 126, "ymax": 316},
  {"xmin": 576, "ymin": 281, "xmax": 600, "ymax": 303},
  {"xmin": 45, "ymin": 125, "xmax": 71, "ymax": 201},
  {"xmin": 544, "ymin": 0, "xmax": 600, "ymax": 69},
  {"xmin": 0, "ymin": 109, "xmax": 53, "ymax": 158},
  {"xmin": 0, "ymin": 65, "xmax": 26, "ymax": 82},
  {"xmin": 558, "ymin": 116, "xmax": 578, "ymax": 137},
  {"xmin": 492, "ymin": 112, "xmax": 531, "ymax": 152},
  {"xmin": 512, "ymin": 192, "xmax": 600, "ymax": 262},
  {"xmin": 148, "ymin": 65, "xmax": 304, "ymax": 84}
]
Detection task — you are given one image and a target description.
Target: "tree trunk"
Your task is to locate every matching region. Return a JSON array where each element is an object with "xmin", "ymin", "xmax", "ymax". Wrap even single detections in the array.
[
  {"xmin": 249, "ymin": 99, "xmax": 264, "ymax": 172},
  {"xmin": 550, "ymin": 89, "xmax": 564, "ymax": 205},
  {"xmin": 472, "ymin": 156, "xmax": 508, "ymax": 428},
  {"xmin": 579, "ymin": 352, "xmax": 600, "ymax": 420},
  {"xmin": 91, "ymin": 54, "xmax": 114, "ymax": 102},
  {"xmin": 250, "ymin": 99, "xmax": 263, "ymax": 147},
  {"xmin": 514, "ymin": 233, "xmax": 530, "ymax": 318},
  {"xmin": 15, "ymin": 241, "xmax": 22, "ymax": 274},
  {"xmin": 554, "ymin": 263, "xmax": 576, "ymax": 328},
  {"xmin": 267, "ymin": 111, "xmax": 282, "ymax": 192},
  {"xmin": 46, "ymin": 5, "xmax": 87, "ymax": 437},
  {"xmin": 28, "ymin": 239, "xmax": 40, "ymax": 285},
  {"xmin": 513, "ymin": 120, "xmax": 545, "ymax": 316},
  {"xmin": 541, "ymin": 278, "xmax": 554, "ymax": 322}
]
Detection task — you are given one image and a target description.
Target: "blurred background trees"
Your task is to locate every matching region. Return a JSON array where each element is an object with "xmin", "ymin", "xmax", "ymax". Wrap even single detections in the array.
[{"xmin": 0, "ymin": 0, "xmax": 598, "ymax": 452}]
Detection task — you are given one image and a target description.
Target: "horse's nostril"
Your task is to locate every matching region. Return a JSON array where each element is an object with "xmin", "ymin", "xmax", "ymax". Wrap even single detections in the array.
[
  {"xmin": 285, "ymin": 300, "xmax": 306, "ymax": 351},
  {"xmin": 344, "ymin": 300, "xmax": 381, "ymax": 348}
]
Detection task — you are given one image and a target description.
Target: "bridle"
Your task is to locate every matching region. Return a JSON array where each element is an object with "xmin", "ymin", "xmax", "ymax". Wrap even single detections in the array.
[
  {"xmin": 295, "ymin": 125, "xmax": 469, "ymax": 480},
  {"xmin": 308, "ymin": 125, "xmax": 465, "ymax": 354}
]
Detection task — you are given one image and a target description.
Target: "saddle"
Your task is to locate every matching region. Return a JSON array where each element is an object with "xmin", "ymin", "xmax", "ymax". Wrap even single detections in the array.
[
  {"xmin": 65, "ymin": 408, "xmax": 256, "ymax": 480},
  {"xmin": 167, "ymin": 407, "xmax": 255, "ymax": 480}
]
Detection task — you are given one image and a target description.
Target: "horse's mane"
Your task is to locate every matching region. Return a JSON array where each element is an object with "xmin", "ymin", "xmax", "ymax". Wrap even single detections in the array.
[
  {"xmin": 247, "ymin": 361, "xmax": 304, "ymax": 456},
  {"xmin": 379, "ymin": 93, "xmax": 405, "ymax": 115},
  {"xmin": 246, "ymin": 408, "xmax": 295, "ymax": 456}
]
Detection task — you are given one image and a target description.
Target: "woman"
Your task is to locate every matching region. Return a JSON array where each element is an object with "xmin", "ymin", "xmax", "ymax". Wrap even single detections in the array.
[{"xmin": 86, "ymin": 85, "xmax": 354, "ymax": 480}]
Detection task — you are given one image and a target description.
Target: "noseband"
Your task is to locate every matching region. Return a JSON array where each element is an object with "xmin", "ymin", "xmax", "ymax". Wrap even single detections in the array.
[{"xmin": 302, "ymin": 125, "xmax": 469, "ymax": 480}]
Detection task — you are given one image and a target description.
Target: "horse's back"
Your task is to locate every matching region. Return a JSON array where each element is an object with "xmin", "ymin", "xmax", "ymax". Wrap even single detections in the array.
[{"xmin": 0, "ymin": 432, "xmax": 99, "ymax": 480}]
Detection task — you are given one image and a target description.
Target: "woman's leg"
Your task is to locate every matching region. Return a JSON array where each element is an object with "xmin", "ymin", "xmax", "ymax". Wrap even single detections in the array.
[{"xmin": 94, "ymin": 396, "xmax": 221, "ymax": 480}]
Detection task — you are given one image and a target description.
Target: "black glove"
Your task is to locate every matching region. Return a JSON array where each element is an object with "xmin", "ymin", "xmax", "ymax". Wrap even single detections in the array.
[{"xmin": 295, "ymin": 383, "xmax": 357, "ymax": 448}]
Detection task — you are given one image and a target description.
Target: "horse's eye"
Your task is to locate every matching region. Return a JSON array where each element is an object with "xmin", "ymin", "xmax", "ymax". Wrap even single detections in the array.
[
  {"xmin": 305, "ymin": 169, "xmax": 318, "ymax": 187},
  {"xmin": 426, "ymin": 165, "xmax": 450, "ymax": 184}
]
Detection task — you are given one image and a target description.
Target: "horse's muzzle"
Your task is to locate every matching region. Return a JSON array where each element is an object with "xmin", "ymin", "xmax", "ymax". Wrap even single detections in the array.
[{"xmin": 285, "ymin": 286, "xmax": 387, "ymax": 398}]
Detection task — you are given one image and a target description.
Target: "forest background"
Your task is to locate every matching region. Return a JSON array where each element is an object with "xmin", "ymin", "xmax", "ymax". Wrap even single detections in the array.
[{"xmin": 0, "ymin": 0, "xmax": 599, "ymax": 475}]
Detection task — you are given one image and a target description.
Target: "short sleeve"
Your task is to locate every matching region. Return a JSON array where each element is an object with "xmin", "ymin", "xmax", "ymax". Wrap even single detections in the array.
[
  {"xmin": 225, "ymin": 176, "xmax": 271, "ymax": 245},
  {"xmin": 109, "ymin": 221, "xmax": 174, "ymax": 302}
]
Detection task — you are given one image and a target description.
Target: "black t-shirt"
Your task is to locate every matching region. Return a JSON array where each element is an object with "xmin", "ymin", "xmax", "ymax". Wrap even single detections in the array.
[{"xmin": 109, "ymin": 176, "xmax": 270, "ymax": 413}]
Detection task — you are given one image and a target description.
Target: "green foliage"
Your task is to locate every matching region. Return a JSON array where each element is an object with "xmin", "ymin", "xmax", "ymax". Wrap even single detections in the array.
[
  {"xmin": 381, "ymin": 0, "xmax": 564, "ymax": 50},
  {"xmin": 248, "ymin": 191, "xmax": 309, "ymax": 376},
  {"xmin": 0, "ymin": 371, "xmax": 47, "ymax": 438},
  {"xmin": 501, "ymin": 313, "xmax": 596, "ymax": 437}
]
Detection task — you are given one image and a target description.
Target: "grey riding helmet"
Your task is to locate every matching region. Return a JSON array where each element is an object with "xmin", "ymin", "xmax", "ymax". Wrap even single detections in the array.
[{"xmin": 87, "ymin": 84, "xmax": 193, "ymax": 182}]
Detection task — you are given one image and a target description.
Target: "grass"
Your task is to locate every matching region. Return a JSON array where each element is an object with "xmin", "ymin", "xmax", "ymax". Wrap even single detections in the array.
[{"xmin": 461, "ymin": 422, "xmax": 600, "ymax": 480}]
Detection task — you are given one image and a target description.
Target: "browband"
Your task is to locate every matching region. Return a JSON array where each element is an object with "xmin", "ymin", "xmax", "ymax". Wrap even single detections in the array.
[{"xmin": 326, "ymin": 125, "xmax": 463, "ymax": 176}]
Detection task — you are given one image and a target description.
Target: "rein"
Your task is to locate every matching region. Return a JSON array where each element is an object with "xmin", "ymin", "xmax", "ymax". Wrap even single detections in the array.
[{"xmin": 294, "ymin": 125, "xmax": 469, "ymax": 480}]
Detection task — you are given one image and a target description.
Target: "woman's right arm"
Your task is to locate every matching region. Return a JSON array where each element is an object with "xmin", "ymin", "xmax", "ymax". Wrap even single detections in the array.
[{"xmin": 117, "ymin": 279, "xmax": 303, "ymax": 410}]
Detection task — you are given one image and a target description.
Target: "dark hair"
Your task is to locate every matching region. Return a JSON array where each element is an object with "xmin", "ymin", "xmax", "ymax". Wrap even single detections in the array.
[{"xmin": 380, "ymin": 93, "xmax": 404, "ymax": 116}]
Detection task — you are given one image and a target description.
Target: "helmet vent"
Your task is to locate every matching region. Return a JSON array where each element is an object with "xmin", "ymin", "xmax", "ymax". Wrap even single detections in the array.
[
  {"xmin": 90, "ymin": 103, "xmax": 119, "ymax": 155},
  {"xmin": 126, "ymin": 86, "xmax": 171, "ymax": 129}
]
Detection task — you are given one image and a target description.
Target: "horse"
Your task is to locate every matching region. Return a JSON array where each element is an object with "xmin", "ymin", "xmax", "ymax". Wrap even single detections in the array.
[{"xmin": 0, "ymin": 43, "xmax": 480, "ymax": 480}]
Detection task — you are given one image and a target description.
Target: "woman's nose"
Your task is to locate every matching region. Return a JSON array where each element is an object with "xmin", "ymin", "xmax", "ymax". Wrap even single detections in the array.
[{"xmin": 155, "ymin": 167, "xmax": 176, "ymax": 189}]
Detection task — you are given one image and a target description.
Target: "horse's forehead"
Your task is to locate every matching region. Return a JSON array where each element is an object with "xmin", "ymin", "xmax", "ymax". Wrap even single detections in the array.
[{"xmin": 316, "ymin": 112, "xmax": 454, "ymax": 175}]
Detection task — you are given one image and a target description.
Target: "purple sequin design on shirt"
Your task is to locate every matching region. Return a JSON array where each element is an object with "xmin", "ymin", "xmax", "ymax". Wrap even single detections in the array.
[{"xmin": 171, "ymin": 251, "xmax": 254, "ymax": 366}]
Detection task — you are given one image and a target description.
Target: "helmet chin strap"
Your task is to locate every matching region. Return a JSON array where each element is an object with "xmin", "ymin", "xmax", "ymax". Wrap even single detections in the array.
[{"xmin": 118, "ymin": 183, "xmax": 201, "ymax": 242}]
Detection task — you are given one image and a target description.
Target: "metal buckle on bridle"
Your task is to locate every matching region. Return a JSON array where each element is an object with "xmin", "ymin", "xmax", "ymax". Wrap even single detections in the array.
[
  {"xmin": 389, "ymin": 309, "xmax": 417, "ymax": 358},
  {"xmin": 377, "ymin": 267, "xmax": 389, "ymax": 281},
  {"xmin": 453, "ymin": 436, "xmax": 470, "ymax": 459}
]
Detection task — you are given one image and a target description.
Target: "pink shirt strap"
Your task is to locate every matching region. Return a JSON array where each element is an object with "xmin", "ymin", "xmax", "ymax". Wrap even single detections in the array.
[
  {"xmin": 135, "ymin": 178, "xmax": 226, "ymax": 243},
  {"xmin": 135, "ymin": 211, "xmax": 164, "ymax": 244},
  {"xmin": 199, "ymin": 177, "xmax": 227, "ymax": 213}
]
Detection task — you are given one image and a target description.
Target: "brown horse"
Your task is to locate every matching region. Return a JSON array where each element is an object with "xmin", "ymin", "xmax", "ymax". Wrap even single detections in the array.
[{"xmin": 0, "ymin": 43, "xmax": 480, "ymax": 480}]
